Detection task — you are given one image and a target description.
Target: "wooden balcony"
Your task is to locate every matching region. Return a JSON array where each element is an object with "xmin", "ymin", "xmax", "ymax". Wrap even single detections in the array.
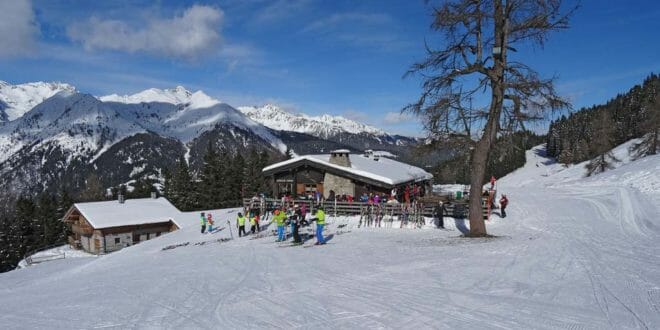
[{"xmin": 71, "ymin": 223, "xmax": 93, "ymax": 235}]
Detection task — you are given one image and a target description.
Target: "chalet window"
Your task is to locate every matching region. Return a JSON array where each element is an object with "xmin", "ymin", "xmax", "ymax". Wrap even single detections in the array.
[
  {"xmin": 304, "ymin": 184, "xmax": 317, "ymax": 193},
  {"xmin": 115, "ymin": 237, "xmax": 120, "ymax": 244}
]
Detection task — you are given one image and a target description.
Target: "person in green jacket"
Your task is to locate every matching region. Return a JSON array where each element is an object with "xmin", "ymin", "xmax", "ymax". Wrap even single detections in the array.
[
  {"xmin": 314, "ymin": 206, "xmax": 326, "ymax": 245},
  {"xmin": 274, "ymin": 209, "xmax": 286, "ymax": 241},
  {"xmin": 237, "ymin": 213, "xmax": 247, "ymax": 237},
  {"xmin": 200, "ymin": 212, "xmax": 207, "ymax": 234}
]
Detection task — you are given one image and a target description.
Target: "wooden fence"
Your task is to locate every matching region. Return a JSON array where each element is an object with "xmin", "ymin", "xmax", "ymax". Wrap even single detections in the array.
[{"xmin": 242, "ymin": 197, "xmax": 488, "ymax": 219}]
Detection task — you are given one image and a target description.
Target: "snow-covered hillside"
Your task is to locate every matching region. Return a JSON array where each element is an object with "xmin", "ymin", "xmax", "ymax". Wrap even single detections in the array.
[
  {"xmin": 238, "ymin": 103, "xmax": 385, "ymax": 138},
  {"xmin": 0, "ymin": 142, "xmax": 658, "ymax": 329},
  {"xmin": 0, "ymin": 81, "xmax": 75, "ymax": 122}
]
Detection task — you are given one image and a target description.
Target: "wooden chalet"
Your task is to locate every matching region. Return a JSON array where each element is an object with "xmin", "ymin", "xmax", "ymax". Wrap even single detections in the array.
[
  {"xmin": 63, "ymin": 196, "xmax": 181, "ymax": 254},
  {"xmin": 262, "ymin": 149, "xmax": 433, "ymax": 199}
]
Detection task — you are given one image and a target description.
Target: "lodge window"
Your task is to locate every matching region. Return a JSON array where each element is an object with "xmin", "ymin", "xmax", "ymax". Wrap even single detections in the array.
[
  {"xmin": 305, "ymin": 184, "xmax": 317, "ymax": 193},
  {"xmin": 115, "ymin": 237, "xmax": 120, "ymax": 244}
]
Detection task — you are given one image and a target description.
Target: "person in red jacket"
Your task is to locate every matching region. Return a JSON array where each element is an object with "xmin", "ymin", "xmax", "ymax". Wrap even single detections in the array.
[{"xmin": 499, "ymin": 194, "xmax": 509, "ymax": 218}]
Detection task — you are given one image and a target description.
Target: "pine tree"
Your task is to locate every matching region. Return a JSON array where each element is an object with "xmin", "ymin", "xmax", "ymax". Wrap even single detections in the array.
[
  {"xmin": 0, "ymin": 214, "xmax": 16, "ymax": 272},
  {"xmin": 227, "ymin": 153, "xmax": 246, "ymax": 207},
  {"xmin": 257, "ymin": 150, "xmax": 271, "ymax": 194},
  {"xmin": 586, "ymin": 112, "xmax": 619, "ymax": 176},
  {"xmin": 130, "ymin": 178, "xmax": 157, "ymax": 198},
  {"xmin": 81, "ymin": 173, "xmax": 106, "ymax": 202},
  {"xmin": 630, "ymin": 90, "xmax": 659, "ymax": 159},
  {"xmin": 15, "ymin": 197, "xmax": 37, "ymax": 259},
  {"xmin": 197, "ymin": 142, "xmax": 221, "ymax": 209},
  {"xmin": 56, "ymin": 188, "xmax": 74, "ymax": 243},
  {"xmin": 167, "ymin": 156, "xmax": 195, "ymax": 211},
  {"xmin": 37, "ymin": 194, "xmax": 60, "ymax": 246}
]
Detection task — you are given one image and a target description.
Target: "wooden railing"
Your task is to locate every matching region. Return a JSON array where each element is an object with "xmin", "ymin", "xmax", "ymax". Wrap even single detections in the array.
[
  {"xmin": 243, "ymin": 197, "xmax": 480, "ymax": 218},
  {"xmin": 71, "ymin": 223, "xmax": 93, "ymax": 235}
]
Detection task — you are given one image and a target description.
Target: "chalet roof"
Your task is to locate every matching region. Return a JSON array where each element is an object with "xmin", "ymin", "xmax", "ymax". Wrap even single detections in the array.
[
  {"xmin": 73, "ymin": 197, "xmax": 181, "ymax": 229},
  {"xmin": 262, "ymin": 153, "xmax": 433, "ymax": 187}
]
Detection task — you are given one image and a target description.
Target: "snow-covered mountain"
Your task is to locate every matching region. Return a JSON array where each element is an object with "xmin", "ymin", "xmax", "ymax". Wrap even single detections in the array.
[
  {"xmin": 0, "ymin": 86, "xmax": 288, "ymax": 200},
  {"xmin": 100, "ymin": 86, "xmax": 221, "ymax": 109},
  {"xmin": 0, "ymin": 81, "xmax": 426, "ymax": 203},
  {"xmin": 238, "ymin": 104, "xmax": 385, "ymax": 138},
  {"xmin": 0, "ymin": 81, "xmax": 75, "ymax": 122}
]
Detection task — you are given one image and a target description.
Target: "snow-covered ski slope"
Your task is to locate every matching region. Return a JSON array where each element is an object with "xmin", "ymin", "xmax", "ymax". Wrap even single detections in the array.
[{"xmin": 0, "ymin": 144, "xmax": 659, "ymax": 329}]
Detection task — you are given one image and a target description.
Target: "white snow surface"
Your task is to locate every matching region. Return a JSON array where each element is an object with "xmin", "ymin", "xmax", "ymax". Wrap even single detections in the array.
[
  {"xmin": 0, "ymin": 81, "xmax": 75, "ymax": 122},
  {"xmin": 263, "ymin": 153, "xmax": 433, "ymax": 185},
  {"xmin": 1, "ymin": 143, "xmax": 659, "ymax": 329},
  {"xmin": 238, "ymin": 103, "xmax": 386, "ymax": 138},
  {"xmin": 73, "ymin": 197, "xmax": 182, "ymax": 229},
  {"xmin": 17, "ymin": 245, "xmax": 95, "ymax": 268}
]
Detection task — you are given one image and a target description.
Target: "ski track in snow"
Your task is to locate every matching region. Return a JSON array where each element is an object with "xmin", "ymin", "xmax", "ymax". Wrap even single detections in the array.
[{"xmin": 0, "ymin": 146, "xmax": 659, "ymax": 329}]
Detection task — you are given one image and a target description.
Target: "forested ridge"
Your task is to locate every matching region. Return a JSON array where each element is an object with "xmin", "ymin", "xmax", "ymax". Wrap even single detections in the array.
[{"xmin": 547, "ymin": 74, "xmax": 659, "ymax": 168}]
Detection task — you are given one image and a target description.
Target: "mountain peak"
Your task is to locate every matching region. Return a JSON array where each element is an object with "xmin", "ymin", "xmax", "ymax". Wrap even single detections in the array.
[
  {"xmin": 0, "ymin": 81, "xmax": 76, "ymax": 122},
  {"xmin": 237, "ymin": 103, "xmax": 385, "ymax": 138},
  {"xmin": 100, "ymin": 86, "xmax": 219, "ymax": 109}
]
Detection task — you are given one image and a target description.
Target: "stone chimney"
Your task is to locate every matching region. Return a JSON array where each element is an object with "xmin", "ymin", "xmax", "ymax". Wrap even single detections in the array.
[{"xmin": 329, "ymin": 149, "xmax": 351, "ymax": 167}]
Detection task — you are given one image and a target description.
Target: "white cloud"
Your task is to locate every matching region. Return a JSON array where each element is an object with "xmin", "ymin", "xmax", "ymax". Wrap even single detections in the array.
[
  {"xmin": 383, "ymin": 111, "xmax": 413, "ymax": 124},
  {"xmin": 0, "ymin": 0, "xmax": 39, "ymax": 57},
  {"xmin": 302, "ymin": 13, "xmax": 392, "ymax": 33},
  {"xmin": 252, "ymin": 0, "xmax": 312, "ymax": 25},
  {"xmin": 342, "ymin": 110, "xmax": 368, "ymax": 122},
  {"xmin": 67, "ymin": 5, "xmax": 224, "ymax": 60},
  {"xmin": 301, "ymin": 12, "xmax": 411, "ymax": 51}
]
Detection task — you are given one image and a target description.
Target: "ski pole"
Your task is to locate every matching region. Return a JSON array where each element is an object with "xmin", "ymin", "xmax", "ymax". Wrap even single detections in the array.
[{"xmin": 227, "ymin": 220, "xmax": 234, "ymax": 239}]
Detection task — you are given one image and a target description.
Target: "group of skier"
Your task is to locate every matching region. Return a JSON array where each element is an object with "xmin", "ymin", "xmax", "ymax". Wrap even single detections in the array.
[
  {"xmin": 235, "ymin": 209, "xmax": 262, "ymax": 237},
  {"xmin": 272, "ymin": 204, "xmax": 326, "ymax": 245},
  {"xmin": 199, "ymin": 212, "xmax": 215, "ymax": 234}
]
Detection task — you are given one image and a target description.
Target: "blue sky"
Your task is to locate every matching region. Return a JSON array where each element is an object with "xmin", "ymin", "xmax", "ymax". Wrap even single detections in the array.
[{"xmin": 0, "ymin": 0, "xmax": 658, "ymax": 136}]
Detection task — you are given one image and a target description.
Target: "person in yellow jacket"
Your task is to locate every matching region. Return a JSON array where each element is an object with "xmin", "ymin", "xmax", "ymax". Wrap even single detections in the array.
[
  {"xmin": 237, "ymin": 212, "xmax": 247, "ymax": 237},
  {"xmin": 274, "ymin": 209, "xmax": 286, "ymax": 241},
  {"xmin": 200, "ymin": 212, "xmax": 207, "ymax": 234},
  {"xmin": 250, "ymin": 213, "xmax": 257, "ymax": 234},
  {"xmin": 314, "ymin": 206, "xmax": 326, "ymax": 245}
]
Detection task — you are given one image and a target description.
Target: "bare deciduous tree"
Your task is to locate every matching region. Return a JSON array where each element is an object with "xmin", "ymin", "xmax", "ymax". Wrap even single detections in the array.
[{"xmin": 405, "ymin": 0, "xmax": 574, "ymax": 236}]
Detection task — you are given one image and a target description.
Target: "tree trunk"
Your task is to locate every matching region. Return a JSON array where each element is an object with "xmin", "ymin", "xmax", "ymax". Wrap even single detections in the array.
[{"xmin": 467, "ymin": 0, "xmax": 506, "ymax": 237}]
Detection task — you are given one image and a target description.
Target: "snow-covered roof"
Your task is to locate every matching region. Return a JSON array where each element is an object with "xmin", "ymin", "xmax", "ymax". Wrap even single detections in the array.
[
  {"xmin": 73, "ymin": 197, "xmax": 181, "ymax": 229},
  {"xmin": 263, "ymin": 153, "xmax": 433, "ymax": 186},
  {"xmin": 332, "ymin": 149, "xmax": 350, "ymax": 153}
]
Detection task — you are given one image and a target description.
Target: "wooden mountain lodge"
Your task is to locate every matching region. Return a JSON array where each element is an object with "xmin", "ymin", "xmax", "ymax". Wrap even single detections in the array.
[
  {"xmin": 262, "ymin": 149, "xmax": 433, "ymax": 199},
  {"xmin": 63, "ymin": 196, "xmax": 181, "ymax": 254}
]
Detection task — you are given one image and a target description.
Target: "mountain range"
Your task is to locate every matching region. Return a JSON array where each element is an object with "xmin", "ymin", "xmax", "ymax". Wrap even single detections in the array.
[{"xmin": 0, "ymin": 81, "xmax": 423, "ymax": 205}]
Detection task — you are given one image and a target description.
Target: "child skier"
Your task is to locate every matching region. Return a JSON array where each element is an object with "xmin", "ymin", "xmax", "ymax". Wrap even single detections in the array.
[
  {"xmin": 499, "ymin": 195, "xmax": 509, "ymax": 218},
  {"xmin": 200, "ymin": 212, "xmax": 207, "ymax": 234},
  {"xmin": 290, "ymin": 208, "xmax": 303, "ymax": 244},
  {"xmin": 237, "ymin": 212, "xmax": 247, "ymax": 237},
  {"xmin": 207, "ymin": 213, "xmax": 214, "ymax": 232},
  {"xmin": 250, "ymin": 212, "xmax": 257, "ymax": 234}
]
